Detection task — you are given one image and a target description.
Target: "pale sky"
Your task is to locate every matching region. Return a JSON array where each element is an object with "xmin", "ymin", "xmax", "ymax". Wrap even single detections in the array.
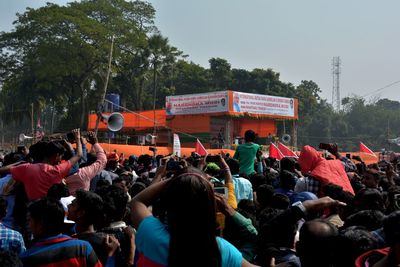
[{"xmin": 1, "ymin": 0, "xmax": 400, "ymax": 103}]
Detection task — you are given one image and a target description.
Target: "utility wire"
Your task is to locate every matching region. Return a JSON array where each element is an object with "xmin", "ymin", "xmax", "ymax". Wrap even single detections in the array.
[
  {"xmin": 362, "ymin": 79, "xmax": 400, "ymax": 98},
  {"xmin": 102, "ymin": 99, "xmax": 205, "ymax": 141}
]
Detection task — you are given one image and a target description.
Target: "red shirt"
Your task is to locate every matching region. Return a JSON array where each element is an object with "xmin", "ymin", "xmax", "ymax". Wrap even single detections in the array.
[{"xmin": 11, "ymin": 161, "xmax": 72, "ymax": 201}]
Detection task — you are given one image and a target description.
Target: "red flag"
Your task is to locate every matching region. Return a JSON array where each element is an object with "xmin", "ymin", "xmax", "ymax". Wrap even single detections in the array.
[
  {"xmin": 278, "ymin": 142, "xmax": 298, "ymax": 158},
  {"xmin": 195, "ymin": 139, "xmax": 208, "ymax": 156},
  {"xmin": 269, "ymin": 142, "xmax": 284, "ymax": 160},
  {"xmin": 359, "ymin": 142, "xmax": 377, "ymax": 157}
]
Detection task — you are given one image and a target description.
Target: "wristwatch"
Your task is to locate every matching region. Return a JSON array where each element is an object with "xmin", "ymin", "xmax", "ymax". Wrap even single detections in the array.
[{"xmin": 292, "ymin": 201, "xmax": 307, "ymax": 216}]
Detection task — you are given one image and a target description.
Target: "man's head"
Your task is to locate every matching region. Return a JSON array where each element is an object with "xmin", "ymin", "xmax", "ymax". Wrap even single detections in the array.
[
  {"xmin": 279, "ymin": 170, "xmax": 297, "ymax": 190},
  {"xmin": 256, "ymin": 184, "xmax": 276, "ymax": 209},
  {"xmin": 362, "ymin": 169, "xmax": 380, "ymax": 189},
  {"xmin": 244, "ymin": 130, "xmax": 256, "ymax": 143},
  {"xmin": 226, "ymin": 158, "xmax": 240, "ymax": 175},
  {"xmin": 343, "ymin": 210, "xmax": 385, "ymax": 231},
  {"xmin": 335, "ymin": 227, "xmax": 380, "ymax": 267},
  {"xmin": 280, "ymin": 157, "xmax": 297, "ymax": 173},
  {"xmin": 106, "ymin": 152, "xmax": 120, "ymax": 170},
  {"xmin": 44, "ymin": 141, "xmax": 65, "ymax": 165},
  {"xmin": 16, "ymin": 145, "xmax": 29, "ymax": 156},
  {"xmin": 98, "ymin": 185, "xmax": 128, "ymax": 225},
  {"xmin": 3, "ymin": 152, "xmax": 24, "ymax": 166},
  {"xmin": 28, "ymin": 197, "xmax": 65, "ymax": 238},
  {"xmin": 384, "ymin": 210, "xmax": 400, "ymax": 246},
  {"xmin": 67, "ymin": 190, "xmax": 103, "ymax": 227},
  {"xmin": 354, "ymin": 188, "xmax": 385, "ymax": 212},
  {"xmin": 296, "ymin": 219, "xmax": 339, "ymax": 267}
]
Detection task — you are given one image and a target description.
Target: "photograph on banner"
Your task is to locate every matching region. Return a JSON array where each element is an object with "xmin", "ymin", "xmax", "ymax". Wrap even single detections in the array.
[
  {"xmin": 166, "ymin": 91, "xmax": 228, "ymax": 115},
  {"xmin": 232, "ymin": 91, "xmax": 295, "ymax": 117},
  {"xmin": 210, "ymin": 117, "xmax": 228, "ymax": 149}
]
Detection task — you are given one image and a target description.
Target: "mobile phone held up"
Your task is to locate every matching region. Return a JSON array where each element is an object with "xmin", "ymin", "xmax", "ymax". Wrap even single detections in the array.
[
  {"xmin": 206, "ymin": 155, "xmax": 220, "ymax": 163},
  {"xmin": 213, "ymin": 187, "xmax": 228, "ymax": 198},
  {"xmin": 166, "ymin": 160, "xmax": 181, "ymax": 171},
  {"xmin": 318, "ymin": 143, "xmax": 332, "ymax": 151}
]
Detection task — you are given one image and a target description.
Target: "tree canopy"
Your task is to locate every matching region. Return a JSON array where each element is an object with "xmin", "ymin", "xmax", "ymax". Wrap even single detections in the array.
[{"xmin": 1, "ymin": 0, "xmax": 399, "ymax": 151}]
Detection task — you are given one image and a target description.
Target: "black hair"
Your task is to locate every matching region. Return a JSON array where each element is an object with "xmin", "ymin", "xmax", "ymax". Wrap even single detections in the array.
[
  {"xmin": 112, "ymin": 177, "xmax": 124, "ymax": 185},
  {"xmin": 237, "ymin": 199, "xmax": 257, "ymax": 227},
  {"xmin": 79, "ymin": 153, "xmax": 97, "ymax": 168},
  {"xmin": 354, "ymin": 188, "xmax": 385, "ymax": 212},
  {"xmin": 335, "ymin": 227, "xmax": 380, "ymax": 267},
  {"xmin": 256, "ymin": 184, "xmax": 275, "ymax": 209},
  {"xmin": 0, "ymin": 197, "xmax": 7, "ymax": 220},
  {"xmin": 3, "ymin": 152, "xmax": 24, "ymax": 166},
  {"xmin": 138, "ymin": 154, "xmax": 152, "ymax": 167},
  {"xmin": 343, "ymin": 210, "xmax": 385, "ymax": 231},
  {"xmin": 44, "ymin": 141, "xmax": 65, "ymax": 158},
  {"xmin": 75, "ymin": 190, "xmax": 104, "ymax": 227},
  {"xmin": 323, "ymin": 183, "xmax": 343, "ymax": 199},
  {"xmin": 0, "ymin": 251, "xmax": 23, "ymax": 267},
  {"xmin": 270, "ymin": 193, "xmax": 290, "ymax": 210},
  {"xmin": 280, "ymin": 157, "xmax": 296, "ymax": 173},
  {"xmin": 244, "ymin": 130, "xmax": 256, "ymax": 142},
  {"xmin": 129, "ymin": 181, "xmax": 147, "ymax": 198},
  {"xmin": 99, "ymin": 185, "xmax": 128, "ymax": 225},
  {"xmin": 249, "ymin": 173, "xmax": 267, "ymax": 191},
  {"xmin": 297, "ymin": 219, "xmax": 339, "ymax": 267},
  {"xmin": 27, "ymin": 141, "xmax": 48, "ymax": 163},
  {"xmin": 47, "ymin": 183, "xmax": 70, "ymax": 200},
  {"xmin": 164, "ymin": 170, "xmax": 221, "ymax": 267},
  {"xmin": 28, "ymin": 197, "xmax": 65, "ymax": 237},
  {"xmin": 384, "ymin": 210, "xmax": 400, "ymax": 246},
  {"xmin": 279, "ymin": 170, "xmax": 297, "ymax": 190},
  {"xmin": 95, "ymin": 179, "xmax": 111, "ymax": 191},
  {"xmin": 257, "ymin": 208, "xmax": 298, "ymax": 260},
  {"xmin": 226, "ymin": 158, "xmax": 240, "ymax": 175}
]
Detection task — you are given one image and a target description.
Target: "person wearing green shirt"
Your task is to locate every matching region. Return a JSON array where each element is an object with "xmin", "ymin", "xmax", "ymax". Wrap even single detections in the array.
[{"xmin": 233, "ymin": 130, "xmax": 260, "ymax": 176}]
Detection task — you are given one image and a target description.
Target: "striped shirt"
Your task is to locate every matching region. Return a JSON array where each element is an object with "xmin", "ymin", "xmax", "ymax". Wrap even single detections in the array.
[{"xmin": 20, "ymin": 235, "xmax": 102, "ymax": 267}]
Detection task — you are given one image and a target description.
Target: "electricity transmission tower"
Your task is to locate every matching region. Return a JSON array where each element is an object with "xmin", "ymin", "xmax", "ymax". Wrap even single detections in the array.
[{"xmin": 332, "ymin": 57, "xmax": 341, "ymax": 111}]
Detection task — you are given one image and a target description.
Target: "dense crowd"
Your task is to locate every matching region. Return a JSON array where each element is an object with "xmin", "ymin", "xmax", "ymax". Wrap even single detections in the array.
[{"xmin": 0, "ymin": 129, "xmax": 399, "ymax": 267}]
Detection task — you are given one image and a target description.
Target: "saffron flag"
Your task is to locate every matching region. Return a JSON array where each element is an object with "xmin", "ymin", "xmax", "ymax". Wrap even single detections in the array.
[
  {"xmin": 269, "ymin": 142, "xmax": 284, "ymax": 160},
  {"xmin": 195, "ymin": 139, "xmax": 208, "ymax": 156},
  {"xmin": 359, "ymin": 142, "xmax": 377, "ymax": 157},
  {"xmin": 278, "ymin": 142, "xmax": 298, "ymax": 158}
]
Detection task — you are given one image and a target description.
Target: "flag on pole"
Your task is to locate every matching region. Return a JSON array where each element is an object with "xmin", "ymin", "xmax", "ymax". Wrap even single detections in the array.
[
  {"xmin": 195, "ymin": 139, "xmax": 208, "ymax": 156},
  {"xmin": 359, "ymin": 142, "xmax": 377, "ymax": 157},
  {"xmin": 269, "ymin": 142, "xmax": 284, "ymax": 160},
  {"xmin": 278, "ymin": 142, "xmax": 298, "ymax": 158}
]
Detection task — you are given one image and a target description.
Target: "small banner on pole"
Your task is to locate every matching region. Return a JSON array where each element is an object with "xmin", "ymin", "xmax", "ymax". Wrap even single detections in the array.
[{"xmin": 173, "ymin": 134, "xmax": 181, "ymax": 157}]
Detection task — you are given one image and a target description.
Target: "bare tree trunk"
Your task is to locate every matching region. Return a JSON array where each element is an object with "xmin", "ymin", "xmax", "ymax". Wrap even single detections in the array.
[{"xmin": 137, "ymin": 77, "xmax": 145, "ymax": 111}]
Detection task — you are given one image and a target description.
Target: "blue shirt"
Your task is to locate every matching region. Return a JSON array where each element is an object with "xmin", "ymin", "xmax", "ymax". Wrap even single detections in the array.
[
  {"xmin": 136, "ymin": 216, "xmax": 243, "ymax": 267},
  {"xmin": 232, "ymin": 174, "xmax": 253, "ymax": 201}
]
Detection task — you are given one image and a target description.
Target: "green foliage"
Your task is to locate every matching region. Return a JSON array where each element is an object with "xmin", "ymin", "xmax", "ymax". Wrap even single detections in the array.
[{"xmin": 1, "ymin": 0, "xmax": 399, "ymax": 151}]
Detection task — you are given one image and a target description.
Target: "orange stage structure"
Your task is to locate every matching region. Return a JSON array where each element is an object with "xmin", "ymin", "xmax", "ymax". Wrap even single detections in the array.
[{"xmin": 88, "ymin": 90, "xmax": 299, "ymax": 151}]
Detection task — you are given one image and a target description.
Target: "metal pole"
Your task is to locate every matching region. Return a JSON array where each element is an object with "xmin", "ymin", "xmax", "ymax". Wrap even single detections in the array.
[
  {"xmin": 152, "ymin": 59, "xmax": 157, "ymax": 136},
  {"xmin": 94, "ymin": 36, "xmax": 115, "ymax": 135}
]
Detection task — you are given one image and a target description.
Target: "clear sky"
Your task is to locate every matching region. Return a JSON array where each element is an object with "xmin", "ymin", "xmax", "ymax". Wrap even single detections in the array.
[{"xmin": 2, "ymin": 0, "xmax": 400, "ymax": 102}]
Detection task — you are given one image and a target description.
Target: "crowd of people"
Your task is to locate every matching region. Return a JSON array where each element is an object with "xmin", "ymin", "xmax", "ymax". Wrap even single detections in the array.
[{"xmin": 0, "ymin": 128, "xmax": 399, "ymax": 267}]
